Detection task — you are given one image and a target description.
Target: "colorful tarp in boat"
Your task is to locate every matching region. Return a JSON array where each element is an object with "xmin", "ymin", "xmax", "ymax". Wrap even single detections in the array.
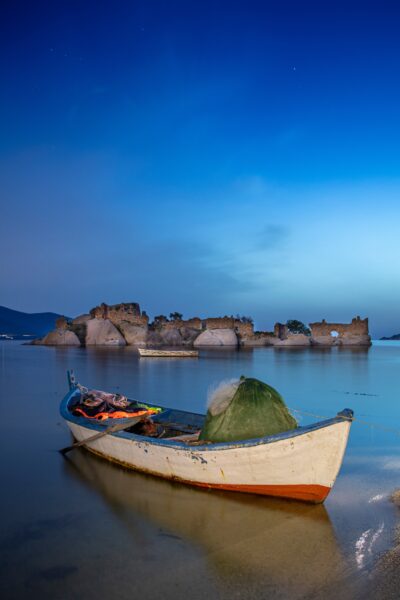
[{"xmin": 71, "ymin": 388, "xmax": 161, "ymax": 421}]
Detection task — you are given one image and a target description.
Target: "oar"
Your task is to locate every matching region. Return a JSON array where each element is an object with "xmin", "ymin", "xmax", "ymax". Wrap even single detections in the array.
[{"xmin": 59, "ymin": 415, "xmax": 143, "ymax": 455}]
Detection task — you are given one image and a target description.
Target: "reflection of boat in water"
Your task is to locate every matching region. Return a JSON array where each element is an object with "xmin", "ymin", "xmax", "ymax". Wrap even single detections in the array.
[
  {"xmin": 138, "ymin": 348, "xmax": 199, "ymax": 358},
  {"xmin": 61, "ymin": 373, "xmax": 353, "ymax": 503},
  {"xmin": 64, "ymin": 451, "xmax": 346, "ymax": 593}
]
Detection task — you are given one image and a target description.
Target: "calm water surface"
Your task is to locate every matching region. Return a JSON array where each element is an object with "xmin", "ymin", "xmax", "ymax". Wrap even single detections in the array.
[{"xmin": 1, "ymin": 341, "xmax": 400, "ymax": 599}]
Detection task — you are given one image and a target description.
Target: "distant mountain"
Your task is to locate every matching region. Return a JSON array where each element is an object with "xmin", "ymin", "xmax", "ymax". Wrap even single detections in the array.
[
  {"xmin": 380, "ymin": 333, "xmax": 400, "ymax": 340},
  {"xmin": 0, "ymin": 306, "xmax": 66, "ymax": 338}
]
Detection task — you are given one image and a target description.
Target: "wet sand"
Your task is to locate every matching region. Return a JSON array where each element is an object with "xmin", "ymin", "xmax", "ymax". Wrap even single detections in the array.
[{"xmin": 366, "ymin": 491, "xmax": 400, "ymax": 599}]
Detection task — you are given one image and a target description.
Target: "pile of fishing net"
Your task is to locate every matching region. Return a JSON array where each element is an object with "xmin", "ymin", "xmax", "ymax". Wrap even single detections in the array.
[{"xmin": 199, "ymin": 376, "xmax": 297, "ymax": 443}]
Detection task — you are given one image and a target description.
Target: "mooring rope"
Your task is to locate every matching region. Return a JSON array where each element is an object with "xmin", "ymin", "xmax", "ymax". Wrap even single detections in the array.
[{"xmin": 289, "ymin": 407, "xmax": 400, "ymax": 436}]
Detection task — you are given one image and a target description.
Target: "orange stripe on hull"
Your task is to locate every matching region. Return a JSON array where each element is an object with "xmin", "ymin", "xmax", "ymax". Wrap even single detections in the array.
[
  {"xmin": 84, "ymin": 447, "xmax": 331, "ymax": 503},
  {"xmin": 191, "ymin": 482, "xmax": 331, "ymax": 503}
]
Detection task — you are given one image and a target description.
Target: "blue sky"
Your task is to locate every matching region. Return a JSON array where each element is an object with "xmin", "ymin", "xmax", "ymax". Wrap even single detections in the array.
[{"xmin": 1, "ymin": 1, "xmax": 399, "ymax": 336}]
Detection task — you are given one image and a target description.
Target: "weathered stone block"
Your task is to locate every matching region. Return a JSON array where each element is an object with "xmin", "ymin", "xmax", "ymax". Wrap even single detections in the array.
[
  {"xmin": 41, "ymin": 329, "xmax": 80, "ymax": 346},
  {"xmin": 194, "ymin": 329, "xmax": 238, "ymax": 347},
  {"xmin": 241, "ymin": 333, "xmax": 277, "ymax": 347},
  {"xmin": 339, "ymin": 335, "xmax": 371, "ymax": 346},
  {"xmin": 179, "ymin": 327, "xmax": 201, "ymax": 344},
  {"xmin": 310, "ymin": 336, "xmax": 336, "ymax": 346},
  {"xmin": 89, "ymin": 302, "xmax": 148, "ymax": 328},
  {"xmin": 86, "ymin": 318, "xmax": 126, "ymax": 346},
  {"xmin": 118, "ymin": 322, "xmax": 148, "ymax": 345},
  {"xmin": 274, "ymin": 334, "xmax": 311, "ymax": 347},
  {"xmin": 205, "ymin": 317, "xmax": 235, "ymax": 330},
  {"xmin": 160, "ymin": 328, "xmax": 183, "ymax": 346},
  {"xmin": 146, "ymin": 331, "xmax": 164, "ymax": 346},
  {"xmin": 234, "ymin": 321, "xmax": 254, "ymax": 338}
]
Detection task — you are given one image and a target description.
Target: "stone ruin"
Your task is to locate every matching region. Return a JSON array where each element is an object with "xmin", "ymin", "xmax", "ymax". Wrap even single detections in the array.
[
  {"xmin": 309, "ymin": 316, "xmax": 371, "ymax": 346},
  {"xmin": 89, "ymin": 302, "xmax": 148, "ymax": 326},
  {"xmin": 35, "ymin": 303, "xmax": 371, "ymax": 348},
  {"xmin": 272, "ymin": 316, "xmax": 371, "ymax": 347}
]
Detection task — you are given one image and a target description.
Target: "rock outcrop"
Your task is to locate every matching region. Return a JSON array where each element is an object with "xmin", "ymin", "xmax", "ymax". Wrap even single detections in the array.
[
  {"xmin": 40, "ymin": 328, "xmax": 80, "ymax": 346},
  {"xmin": 310, "ymin": 335, "xmax": 336, "ymax": 347},
  {"xmin": 86, "ymin": 318, "xmax": 126, "ymax": 346},
  {"xmin": 159, "ymin": 328, "xmax": 183, "ymax": 346},
  {"xmin": 145, "ymin": 330, "xmax": 163, "ymax": 346},
  {"xmin": 118, "ymin": 322, "xmax": 148, "ymax": 345},
  {"xmin": 155, "ymin": 318, "xmax": 202, "ymax": 347},
  {"xmin": 179, "ymin": 326, "xmax": 203, "ymax": 344},
  {"xmin": 339, "ymin": 334, "xmax": 372, "ymax": 346},
  {"xmin": 35, "ymin": 316, "xmax": 80, "ymax": 346},
  {"xmin": 274, "ymin": 334, "xmax": 311, "ymax": 347},
  {"xmin": 193, "ymin": 328, "xmax": 238, "ymax": 347},
  {"xmin": 70, "ymin": 314, "xmax": 91, "ymax": 345},
  {"xmin": 34, "ymin": 303, "xmax": 371, "ymax": 349},
  {"xmin": 240, "ymin": 332, "xmax": 277, "ymax": 346}
]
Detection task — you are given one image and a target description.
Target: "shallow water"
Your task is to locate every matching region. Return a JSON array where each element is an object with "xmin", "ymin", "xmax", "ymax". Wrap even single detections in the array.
[{"xmin": 1, "ymin": 341, "xmax": 400, "ymax": 599}]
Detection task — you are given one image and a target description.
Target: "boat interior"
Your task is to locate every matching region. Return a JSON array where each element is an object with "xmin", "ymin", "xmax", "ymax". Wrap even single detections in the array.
[
  {"xmin": 68, "ymin": 388, "xmax": 205, "ymax": 443},
  {"xmin": 151, "ymin": 408, "xmax": 204, "ymax": 442}
]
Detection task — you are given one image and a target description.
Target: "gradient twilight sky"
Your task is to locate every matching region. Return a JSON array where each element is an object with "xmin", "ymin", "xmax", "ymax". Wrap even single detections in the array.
[{"xmin": 1, "ymin": 1, "xmax": 400, "ymax": 337}]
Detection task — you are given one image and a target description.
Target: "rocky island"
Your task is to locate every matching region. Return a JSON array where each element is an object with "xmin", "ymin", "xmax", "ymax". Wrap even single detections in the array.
[{"xmin": 33, "ymin": 302, "xmax": 372, "ymax": 348}]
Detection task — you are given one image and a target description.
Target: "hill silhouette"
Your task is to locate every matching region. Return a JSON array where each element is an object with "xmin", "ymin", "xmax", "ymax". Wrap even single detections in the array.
[{"xmin": 0, "ymin": 306, "xmax": 65, "ymax": 337}]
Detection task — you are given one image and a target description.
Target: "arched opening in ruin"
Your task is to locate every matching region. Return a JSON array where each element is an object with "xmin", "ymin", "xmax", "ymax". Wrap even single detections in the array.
[{"xmin": 330, "ymin": 330, "xmax": 339, "ymax": 338}]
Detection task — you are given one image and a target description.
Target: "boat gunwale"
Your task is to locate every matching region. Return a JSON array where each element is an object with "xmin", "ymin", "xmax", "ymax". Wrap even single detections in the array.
[{"xmin": 60, "ymin": 384, "xmax": 353, "ymax": 452}]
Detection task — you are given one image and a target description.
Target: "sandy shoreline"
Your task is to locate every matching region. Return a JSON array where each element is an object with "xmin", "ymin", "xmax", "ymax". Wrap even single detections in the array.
[{"xmin": 365, "ymin": 491, "xmax": 400, "ymax": 599}]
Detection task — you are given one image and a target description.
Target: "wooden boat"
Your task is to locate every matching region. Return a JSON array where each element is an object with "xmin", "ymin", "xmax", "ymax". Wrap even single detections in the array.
[
  {"xmin": 60, "ymin": 372, "xmax": 353, "ymax": 503},
  {"xmin": 138, "ymin": 348, "xmax": 199, "ymax": 358}
]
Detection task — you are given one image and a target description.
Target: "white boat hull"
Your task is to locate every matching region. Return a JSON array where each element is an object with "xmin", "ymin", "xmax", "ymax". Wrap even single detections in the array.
[{"xmin": 65, "ymin": 416, "xmax": 351, "ymax": 503}]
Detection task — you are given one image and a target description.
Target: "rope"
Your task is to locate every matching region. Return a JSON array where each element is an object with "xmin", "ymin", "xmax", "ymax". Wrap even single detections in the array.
[
  {"xmin": 290, "ymin": 407, "xmax": 331, "ymax": 421},
  {"xmin": 289, "ymin": 406, "xmax": 400, "ymax": 437}
]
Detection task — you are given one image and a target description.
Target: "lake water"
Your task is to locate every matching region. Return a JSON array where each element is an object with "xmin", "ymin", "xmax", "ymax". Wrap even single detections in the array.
[{"xmin": 1, "ymin": 341, "xmax": 400, "ymax": 599}]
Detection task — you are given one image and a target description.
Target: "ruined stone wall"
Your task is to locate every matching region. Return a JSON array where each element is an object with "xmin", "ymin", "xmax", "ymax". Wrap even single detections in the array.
[
  {"xmin": 183, "ymin": 318, "xmax": 203, "ymax": 330},
  {"xmin": 90, "ymin": 302, "xmax": 148, "ymax": 327},
  {"xmin": 205, "ymin": 317, "xmax": 235, "ymax": 330},
  {"xmin": 234, "ymin": 322, "xmax": 254, "ymax": 338},
  {"xmin": 160, "ymin": 318, "xmax": 202, "ymax": 331},
  {"xmin": 240, "ymin": 331, "xmax": 276, "ymax": 347},
  {"xmin": 309, "ymin": 316, "xmax": 371, "ymax": 346},
  {"xmin": 35, "ymin": 302, "xmax": 371, "ymax": 348},
  {"xmin": 309, "ymin": 316, "xmax": 369, "ymax": 337},
  {"xmin": 274, "ymin": 323, "xmax": 288, "ymax": 339}
]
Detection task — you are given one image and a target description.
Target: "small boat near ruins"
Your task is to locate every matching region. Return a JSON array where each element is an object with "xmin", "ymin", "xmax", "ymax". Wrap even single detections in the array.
[
  {"xmin": 138, "ymin": 348, "xmax": 199, "ymax": 358},
  {"xmin": 60, "ymin": 371, "xmax": 353, "ymax": 503}
]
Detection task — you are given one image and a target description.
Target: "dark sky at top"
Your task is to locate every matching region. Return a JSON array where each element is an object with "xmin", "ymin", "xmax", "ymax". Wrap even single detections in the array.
[{"xmin": 1, "ymin": 1, "xmax": 399, "ymax": 336}]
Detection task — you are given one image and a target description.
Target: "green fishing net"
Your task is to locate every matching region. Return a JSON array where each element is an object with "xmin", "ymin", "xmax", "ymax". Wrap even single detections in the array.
[{"xmin": 199, "ymin": 376, "xmax": 297, "ymax": 443}]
